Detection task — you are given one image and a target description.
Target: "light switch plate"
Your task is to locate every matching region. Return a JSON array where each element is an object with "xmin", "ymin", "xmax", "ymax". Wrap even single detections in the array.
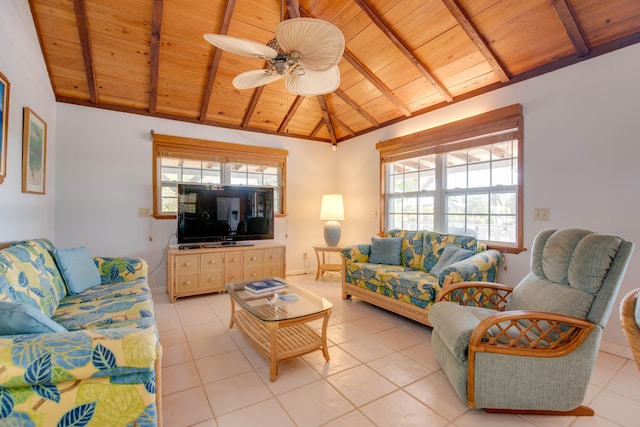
[{"xmin": 534, "ymin": 208, "xmax": 549, "ymax": 221}]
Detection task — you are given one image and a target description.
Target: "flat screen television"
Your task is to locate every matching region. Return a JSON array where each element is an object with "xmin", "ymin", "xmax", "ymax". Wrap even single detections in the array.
[{"xmin": 177, "ymin": 184, "xmax": 274, "ymax": 247}]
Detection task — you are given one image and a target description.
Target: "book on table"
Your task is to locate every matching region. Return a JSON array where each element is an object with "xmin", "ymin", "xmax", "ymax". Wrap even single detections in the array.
[{"xmin": 245, "ymin": 279, "xmax": 286, "ymax": 294}]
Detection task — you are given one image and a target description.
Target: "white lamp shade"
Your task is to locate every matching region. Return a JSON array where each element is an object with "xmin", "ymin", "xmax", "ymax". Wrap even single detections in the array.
[{"xmin": 320, "ymin": 194, "xmax": 344, "ymax": 221}]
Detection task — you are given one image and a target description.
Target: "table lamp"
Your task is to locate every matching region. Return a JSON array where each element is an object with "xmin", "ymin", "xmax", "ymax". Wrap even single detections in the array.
[{"xmin": 320, "ymin": 194, "xmax": 344, "ymax": 247}]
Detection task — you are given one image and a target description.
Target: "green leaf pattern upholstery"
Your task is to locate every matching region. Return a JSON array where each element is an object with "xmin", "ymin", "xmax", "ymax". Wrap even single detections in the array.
[
  {"xmin": 0, "ymin": 240, "xmax": 159, "ymax": 426},
  {"xmin": 343, "ymin": 230, "xmax": 503, "ymax": 314}
]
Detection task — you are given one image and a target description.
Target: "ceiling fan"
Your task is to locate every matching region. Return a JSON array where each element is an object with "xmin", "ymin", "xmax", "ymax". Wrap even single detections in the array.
[{"xmin": 204, "ymin": 18, "xmax": 345, "ymax": 96}]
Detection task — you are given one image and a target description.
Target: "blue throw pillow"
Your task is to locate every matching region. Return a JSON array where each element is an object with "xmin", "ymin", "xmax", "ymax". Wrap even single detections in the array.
[
  {"xmin": 369, "ymin": 237, "xmax": 402, "ymax": 265},
  {"xmin": 0, "ymin": 301, "xmax": 67, "ymax": 335},
  {"xmin": 430, "ymin": 244, "xmax": 474, "ymax": 277},
  {"xmin": 53, "ymin": 247, "xmax": 102, "ymax": 294}
]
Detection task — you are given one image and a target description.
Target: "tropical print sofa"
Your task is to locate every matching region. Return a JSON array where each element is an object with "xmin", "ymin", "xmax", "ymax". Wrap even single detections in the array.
[
  {"xmin": 0, "ymin": 239, "xmax": 161, "ymax": 427},
  {"xmin": 341, "ymin": 230, "xmax": 504, "ymax": 326}
]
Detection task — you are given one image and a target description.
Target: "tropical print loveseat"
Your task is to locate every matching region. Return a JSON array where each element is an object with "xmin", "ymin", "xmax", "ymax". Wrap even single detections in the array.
[
  {"xmin": 341, "ymin": 230, "xmax": 504, "ymax": 326},
  {"xmin": 0, "ymin": 239, "xmax": 161, "ymax": 427}
]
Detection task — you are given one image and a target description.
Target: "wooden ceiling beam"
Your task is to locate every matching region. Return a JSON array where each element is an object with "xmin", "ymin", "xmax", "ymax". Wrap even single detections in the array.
[
  {"xmin": 200, "ymin": 0, "xmax": 237, "ymax": 122},
  {"xmin": 331, "ymin": 114, "xmax": 355, "ymax": 137},
  {"xmin": 310, "ymin": 118, "xmax": 325, "ymax": 138},
  {"xmin": 550, "ymin": 0, "xmax": 591, "ymax": 57},
  {"xmin": 354, "ymin": 0, "xmax": 453, "ymax": 102},
  {"xmin": 342, "ymin": 50, "xmax": 412, "ymax": 117},
  {"xmin": 333, "ymin": 89, "xmax": 379, "ymax": 126},
  {"xmin": 286, "ymin": 0, "xmax": 302, "ymax": 19},
  {"xmin": 72, "ymin": 0, "xmax": 98, "ymax": 104},
  {"xmin": 148, "ymin": 0, "xmax": 163, "ymax": 114},
  {"xmin": 278, "ymin": 95, "xmax": 304, "ymax": 133},
  {"xmin": 300, "ymin": 6, "xmax": 411, "ymax": 119},
  {"xmin": 440, "ymin": 0, "xmax": 510, "ymax": 82},
  {"xmin": 242, "ymin": 85, "xmax": 265, "ymax": 128},
  {"xmin": 317, "ymin": 96, "xmax": 337, "ymax": 144}
]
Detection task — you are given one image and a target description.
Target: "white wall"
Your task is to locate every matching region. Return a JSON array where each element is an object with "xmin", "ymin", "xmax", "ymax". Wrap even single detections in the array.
[
  {"xmin": 338, "ymin": 43, "xmax": 640, "ymax": 355},
  {"xmin": 54, "ymin": 104, "xmax": 338, "ymax": 286},
  {"xmin": 0, "ymin": 0, "xmax": 57, "ymax": 242},
  {"xmin": 3, "ymin": 0, "xmax": 639, "ymax": 356}
]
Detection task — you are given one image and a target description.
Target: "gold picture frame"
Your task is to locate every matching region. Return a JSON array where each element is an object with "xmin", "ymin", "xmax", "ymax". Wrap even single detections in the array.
[
  {"xmin": 0, "ymin": 71, "xmax": 9, "ymax": 185},
  {"xmin": 22, "ymin": 107, "xmax": 47, "ymax": 194}
]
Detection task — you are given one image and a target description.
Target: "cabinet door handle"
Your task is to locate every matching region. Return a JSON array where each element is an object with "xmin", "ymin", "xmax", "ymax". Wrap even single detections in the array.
[
  {"xmin": 270, "ymin": 254, "xmax": 276, "ymax": 259},
  {"xmin": 209, "ymin": 260, "xmax": 216, "ymax": 264},
  {"xmin": 185, "ymin": 280, "xmax": 191, "ymax": 285},
  {"xmin": 251, "ymin": 256, "xmax": 257, "ymax": 261},
  {"xmin": 184, "ymin": 262, "xmax": 191, "ymax": 267}
]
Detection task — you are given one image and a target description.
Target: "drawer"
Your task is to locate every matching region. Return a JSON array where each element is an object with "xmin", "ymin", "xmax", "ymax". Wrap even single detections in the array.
[
  {"xmin": 175, "ymin": 255, "xmax": 200, "ymax": 275},
  {"xmin": 244, "ymin": 265, "xmax": 264, "ymax": 280},
  {"xmin": 175, "ymin": 274, "xmax": 199, "ymax": 291},
  {"xmin": 226, "ymin": 268, "xmax": 243, "ymax": 283},
  {"xmin": 226, "ymin": 251, "xmax": 243, "ymax": 269},
  {"xmin": 244, "ymin": 249, "xmax": 264, "ymax": 266},
  {"xmin": 200, "ymin": 271, "xmax": 224, "ymax": 291},
  {"xmin": 201, "ymin": 253, "xmax": 224, "ymax": 272},
  {"xmin": 265, "ymin": 248, "xmax": 284, "ymax": 264},
  {"xmin": 264, "ymin": 264, "xmax": 284, "ymax": 277}
]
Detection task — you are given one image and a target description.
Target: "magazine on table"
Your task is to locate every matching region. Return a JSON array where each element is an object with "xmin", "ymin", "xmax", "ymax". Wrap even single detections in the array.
[{"xmin": 245, "ymin": 279, "xmax": 286, "ymax": 294}]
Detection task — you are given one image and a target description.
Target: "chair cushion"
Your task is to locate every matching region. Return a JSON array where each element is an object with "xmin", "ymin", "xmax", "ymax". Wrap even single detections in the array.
[
  {"xmin": 430, "ymin": 244, "xmax": 474, "ymax": 277},
  {"xmin": 506, "ymin": 273, "xmax": 595, "ymax": 319},
  {"xmin": 429, "ymin": 301, "xmax": 498, "ymax": 363},
  {"xmin": 53, "ymin": 247, "xmax": 102, "ymax": 294},
  {"xmin": 0, "ymin": 301, "xmax": 67, "ymax": 334},
  {"xmin": 369, "ymin": 237, "xmax": 402, "ymax": 265},
  {"xmin": 568, "ymin": 233, "xmax": 622, "ymax": 294}
]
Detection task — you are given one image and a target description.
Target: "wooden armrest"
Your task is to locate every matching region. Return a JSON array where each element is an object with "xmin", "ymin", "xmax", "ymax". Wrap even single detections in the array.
[
  {"xmin": 469, "ymin": 310, "xmax": 595, "ymax": 357},
  {"xmin": 436, "ymin": 281, "xmax": 513, "ymax": 311}
]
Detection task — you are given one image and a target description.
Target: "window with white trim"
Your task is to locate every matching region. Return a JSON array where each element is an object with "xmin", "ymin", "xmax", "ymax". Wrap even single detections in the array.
[
  {"xmin": 152, "ymin": 134, "xmax": 287, "ymax": 218},
  {"xmin": 377, "ymin": 105, "xmax": 524, "ymax": 252}
]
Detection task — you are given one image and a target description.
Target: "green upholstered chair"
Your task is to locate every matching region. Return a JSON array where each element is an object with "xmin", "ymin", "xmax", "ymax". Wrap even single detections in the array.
[{"xmin": 429, "ymin": 228, "xmax": 634, "ymax": 416}]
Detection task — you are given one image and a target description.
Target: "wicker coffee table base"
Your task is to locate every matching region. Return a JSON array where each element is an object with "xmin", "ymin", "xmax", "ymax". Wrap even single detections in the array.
[{"xmin": 230, "ymin": 303, "xmax": 331, "ymax": 381}]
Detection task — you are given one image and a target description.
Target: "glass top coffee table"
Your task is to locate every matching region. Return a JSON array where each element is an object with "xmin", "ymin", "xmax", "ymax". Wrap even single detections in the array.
[{"xmin": 225, "ymin": 278, "xmax": 333, "ymax": 381}]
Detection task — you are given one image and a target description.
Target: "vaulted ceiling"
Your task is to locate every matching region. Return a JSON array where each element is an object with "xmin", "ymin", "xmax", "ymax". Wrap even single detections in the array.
[{"xmin": 28, "ymin": 0, "xmax": 640, "ymax": 144}]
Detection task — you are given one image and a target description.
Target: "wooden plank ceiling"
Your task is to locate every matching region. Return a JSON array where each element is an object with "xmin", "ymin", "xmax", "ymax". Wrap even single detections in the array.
[{"xmin": 28, "ymin": 0, "xmax": 640, "ymax": 144}]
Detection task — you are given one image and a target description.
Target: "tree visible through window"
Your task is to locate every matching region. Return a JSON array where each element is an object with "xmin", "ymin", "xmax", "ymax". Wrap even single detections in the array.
[{"xmin": 378, "ymin": 105, "xmax": 524, "ymax": 252}]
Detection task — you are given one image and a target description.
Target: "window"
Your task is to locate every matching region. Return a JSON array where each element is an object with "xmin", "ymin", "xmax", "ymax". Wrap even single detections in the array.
[
  {"xmin": 152, "ymin": 134, "xmax": 288, "ymax": 219},
  {"xmin": 377, "ymin": 105, "xmax": 524, "ymax": 253}
]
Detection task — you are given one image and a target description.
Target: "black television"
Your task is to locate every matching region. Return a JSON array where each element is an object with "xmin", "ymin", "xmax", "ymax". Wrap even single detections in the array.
[{"xmin": 177, "ymin": 184, "xmax": 274, "ymax": 247}]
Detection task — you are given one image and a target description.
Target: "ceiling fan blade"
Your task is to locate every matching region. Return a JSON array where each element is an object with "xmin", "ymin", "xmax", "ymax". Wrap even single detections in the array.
[
  {"xmin": 275, "ymin": 18, "xmax": 345, "ymax": 72},
  {"xmin": 286, "ymin": 66, "xmax": 340, "ymax": 96},
  {"xmin": 233, "ymin": 69, "xmax": 284, "ymax": 90},
  {"xmin": 203, "ymin": 34, "xmax": 277, "ymax": 59}
]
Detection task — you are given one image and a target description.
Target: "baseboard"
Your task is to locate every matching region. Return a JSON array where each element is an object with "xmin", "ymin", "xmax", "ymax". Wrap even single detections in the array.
[{"xmin": 599, "ymin": 340, "xmax": 633, "ymax": 360}]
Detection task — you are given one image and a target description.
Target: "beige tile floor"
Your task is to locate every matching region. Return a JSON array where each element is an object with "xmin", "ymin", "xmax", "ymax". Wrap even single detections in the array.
[{"xmin": 152, "ymin": 274, "xmax": 640, "ymax": 427}]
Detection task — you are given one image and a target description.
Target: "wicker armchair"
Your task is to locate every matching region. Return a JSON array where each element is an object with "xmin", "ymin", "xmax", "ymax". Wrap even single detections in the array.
[
  {"xmin": 430, "ymin": 228, "xmax": 634, "ymax": 416},
  {"xmin": 620, "ymin": 288, "xmax": 640, "ymax": 371}
]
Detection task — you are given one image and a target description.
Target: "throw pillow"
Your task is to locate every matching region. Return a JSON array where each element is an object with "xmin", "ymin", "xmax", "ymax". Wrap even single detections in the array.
[
  {"xmin": 53, "ymin": 247, "xmax": 102, "ymax": 295},
  {"xmin": 430, "ymin": 244, "xmax": 474, "ymax": 277},
  {"xmin": 369, "ymin": 237, "xmax": 402, "ymax": 265},
  {"xmin": 0, "ymin": 301, "xmax": 67, "ymax": 334}
]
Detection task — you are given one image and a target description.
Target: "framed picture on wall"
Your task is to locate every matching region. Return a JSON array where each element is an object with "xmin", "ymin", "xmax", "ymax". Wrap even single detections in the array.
[
  {"xmin": 22, "ymin": 107, "xmax": 47, "ymax": 194},
  {"xmin": 0, "ymin": 71, "xmax": 9, "ymax": 185}
]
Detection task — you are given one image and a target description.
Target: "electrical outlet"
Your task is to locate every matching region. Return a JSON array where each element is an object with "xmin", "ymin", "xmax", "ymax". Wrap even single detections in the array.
[
  {"xmin": 534, "ymin": 208, "xmax": 549, "ymax": 221},
  {"xmin": 138, "ymin": 208, "xmax": 151, "ymax": 217},
  {"xmin": 303, "ymin": 252, "xmax": 308, "ymax": 259}
]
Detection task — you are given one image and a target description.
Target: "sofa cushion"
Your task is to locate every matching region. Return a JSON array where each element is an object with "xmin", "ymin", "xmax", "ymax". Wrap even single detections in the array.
[
  {"xmin": 383, "ymin": 269, "xmax": 440, "ymax": 308},
  {"xmin": 369, "ymin": 237, "xmax": 402, "ymax": 265},
  {"xmin": 0, "ymin": 301, "xmax": 67, "ymax": 335},
  {"xmin": 430, "ymin": 244, "xmax": 475, "ymax": 277},
  {"xmin": 0, "ymin": 244, "xmax": 61, "ymax": 318},
  {"xmin": 53, "ymin": 282, "xmax": 155, "ymax": 331},
  {"xmin": 388, "ymin": 230, "xmax": 426, "ymax": 271},
  {"xmin": 53, "ymin": 247, "xmax": 102, "ymax": 294},
  {"xmin": 423, "ymin": 232, "xmax": 478, "ymax": 271},
  {"xmin": 13, "ymin": 238, "xmax": 68, "ymax": 300}
]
